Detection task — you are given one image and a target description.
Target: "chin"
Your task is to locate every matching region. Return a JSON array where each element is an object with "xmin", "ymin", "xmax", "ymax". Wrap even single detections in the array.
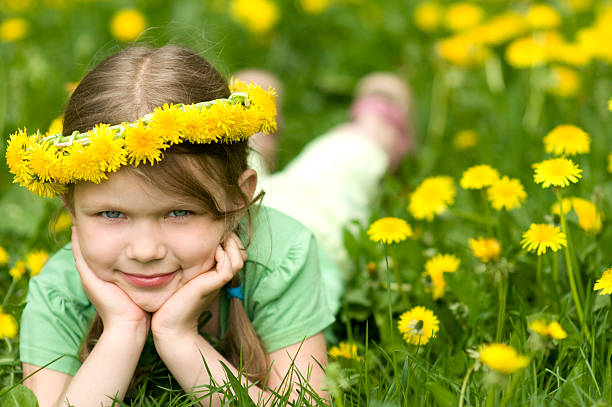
[{"xmin": 128, "ymin": 291, "xmax": 172, "ymax": 313}]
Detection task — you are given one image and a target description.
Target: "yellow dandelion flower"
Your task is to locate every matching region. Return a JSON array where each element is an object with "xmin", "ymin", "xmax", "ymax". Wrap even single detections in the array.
[
  {"xmin": 426, "ymin": 253, "xmax": 460, "ymax": 275},
  {"xmin": 608, "ymin": 153, "xmax": 612, "ymax": 173},
  {"xmin": 54, "ymin": 212, "xmax": 73, "ymax": 233},
  {"xmin": 469, "ymin": 237, "xmax": 501, "ymax": 263},
  {"xmin": 544, "ymin": 124, "xmax": 590, "ymax": 156},
  {"xmin": 0, "ymin": 306, "xmax": 18, "ymax": 339},
  {"xmin": 487, "ymin": 176, "xmax": 527, "ymax": 211},
  {"xmin": 547, "ymin": 321, "xmax": 568, "ymax": 339},
  {"xmin": 148, "ymin": 104, "xmax": 184, "ymax": 145},
  {"xmin": 0, "ymin": 17, "xmax": 30, "ymax": 42},
  {"xmin": 414, "ymin": 2, "xmax": 444, "ymax": 32},
  {"xmin": 505, "ymin": 36, "xmax": 547, "ymax": 68},
  {"xmin": 63, "ymin": 140, "xmax": 107, "ymax": 183},
  {"xmin": 526, "ymin": 4, "xmax": 561, "ymax": 30},
  {"xmin": 367, "ymin": 217, "xmax": 413, "ymax": 244},
  {"xmin": 300, "ymin": 0, "xmax": 331, "ymax": 15},
  {"xmin": 182, "ymin": 105, "xmax": 210, "ymax": 144},
  {"xmin": 453, "ymin": 129, "xmax": 477, "ymax": 150},
  {"xmin": 328, "ymin": 342, "xmax": 361, "ymax": 360},
  {"xmin": 5, "ymin": 129, "xmax": 31, "ymax": 177},
  {"xmin": 521, "ymin": 223, "xmax": 567, "ymax": 255},
  {"xmin": 9, "ymin": 261, "xmax": 26, "ymax": 281},
  {"xmin": 554, "ymin": 42, "xmax": 591, "ymax": 68},
  {"xmin": 47, "ymin": 116, "xmax": 63, "ymax": 135},
  {"xmin": 397, "ymin": 306, "xmax": 439, "ymax": 345},
  {"xmin": 109, "ymin": 9, "xmax": 147, "ymax": 42},
  {"xmin": 548, "ymin": 66, "xmax": 580, "ymax": 98},
  {"xmin": 609, "ymin": 98, "xmax": 612, "ymax": 112},
  {"xmin": 528, "ymin": 319, "xmax": 567, "ymax": 339},
  {"xmin": 571, "ymin": 197, "xmax": 603, "ymax": 234},
  {"xmin": 25, "ymin": 250, "xmax": 49, "ymax": 277},
  {"xmin": 479, "ymin": 343, "xmax": 530, "ymax": 375},
  {"xmin": 528, "ymin": 319, "xmax": 549, "ymax": 336},
  {"xmin": 0, "ymin": 246, "xmax": 9, "ymax": 266},
  {"xmin": 87, "ymin": 123, "xmax": 126, "ymax": 173},
  {"xmin": 408, "ymin": 176, "xmax": 456, "ymax": 221},
  {"xmin": 551, "ymin": 197, "xmax": 572, "ymax": 215},
  {"xmin": 229, "ymin": 0, "xmax": 280, "ymax": 35},
  {"xmin": 27, "ymin": 141, "xmax": 60, "ymax": 183},
  {"xmin": 444, "ymin": 2, "xmax": 484, "ymax": 32},
  {"xmin": 423, "ymin": 254, "xmax": 459, "ymax": 299},
  {"xmin": 473, "ymin": 11, "xmax": 528, "ymax": 46},
  {"xmin": 594, "ymin": 268, "xmax": 612, "ymax": 295},
  {"xmin": 25, "ymin": 180, "xmax": 66, "ymax": 198},
  {"xmin": 460, "ymin": 164, "xmax": 500, "ymax": 190},
  {"xmin": 533, "ymin": 157, "xmax": 582, "ymax": 188},
  {"xmin": 124, "ymin": 120, "xmax": 168, "ymax": 166},
  {"xmin": 436, "ymin": 34, "xmax": 491, "ymax": 68},
  {"xmin": 423, "ymin": 266, "xmax": 447, "ymax": 299}
]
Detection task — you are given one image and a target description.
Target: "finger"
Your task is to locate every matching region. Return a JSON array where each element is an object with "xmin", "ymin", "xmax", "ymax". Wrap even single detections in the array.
[
  {"xmin": 223, "ymin": 234, "xmax": 245, "ymax": 271},
  {"xmin": 214, "ymin": 245, "xmax": 237, "ymax": 283},
  {"xmin": 228, "ymin": 233, "xmax": 248, "ymax": 262}
]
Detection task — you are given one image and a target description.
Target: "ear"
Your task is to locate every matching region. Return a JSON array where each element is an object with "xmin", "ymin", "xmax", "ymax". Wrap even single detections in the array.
[{"xmin": 238, "ymin": 168, "xmax": 258, "ymax": 203}]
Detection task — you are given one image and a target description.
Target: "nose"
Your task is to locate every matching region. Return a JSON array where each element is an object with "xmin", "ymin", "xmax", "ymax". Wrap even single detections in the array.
[{"xmin": 125, "ymin": 221, "xmax": 167, "ymax": 263}]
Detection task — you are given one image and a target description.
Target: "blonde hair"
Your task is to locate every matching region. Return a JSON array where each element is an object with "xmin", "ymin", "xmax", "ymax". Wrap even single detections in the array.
[{"xmin": 62, "ymin": 45, "xmax": 269, "ymax": 384}]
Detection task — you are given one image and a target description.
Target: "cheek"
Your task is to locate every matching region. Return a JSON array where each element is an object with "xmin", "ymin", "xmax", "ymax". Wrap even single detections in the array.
[{"xmin": 76, "ymin": 224, "xmax": 121, "ymax": 277}]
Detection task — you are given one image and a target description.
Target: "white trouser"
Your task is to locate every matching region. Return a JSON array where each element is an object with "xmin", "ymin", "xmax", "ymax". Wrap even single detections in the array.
[{"xmin": 250, "ymin": 122, "xmax": 389, "ymax": 270}]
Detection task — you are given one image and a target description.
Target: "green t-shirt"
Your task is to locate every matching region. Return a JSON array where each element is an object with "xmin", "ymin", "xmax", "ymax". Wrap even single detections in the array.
[{"xmin": 19, "ymin": 206, "xmax": 338, "ymax": 375}]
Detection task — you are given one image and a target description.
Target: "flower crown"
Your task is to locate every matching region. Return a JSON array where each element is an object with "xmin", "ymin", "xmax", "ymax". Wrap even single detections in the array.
[{"xmin": 5, "ymin": 79, "xmax": 277, "ymax": 198}]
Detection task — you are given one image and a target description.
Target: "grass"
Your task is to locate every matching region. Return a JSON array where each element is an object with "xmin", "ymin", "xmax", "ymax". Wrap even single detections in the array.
[{"xmin": 1, "ymin": 0, "xmax": 612, "ymax": 405}]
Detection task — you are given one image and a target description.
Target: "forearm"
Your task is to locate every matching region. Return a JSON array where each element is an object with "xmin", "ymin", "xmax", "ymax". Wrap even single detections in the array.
[
  {"xmin": 154, "ymin": 333, "xmax": 274, "ymax": 407},
  {"xmin": 57, "ymin": 325, "xmax": 148, "ymax": 407}
]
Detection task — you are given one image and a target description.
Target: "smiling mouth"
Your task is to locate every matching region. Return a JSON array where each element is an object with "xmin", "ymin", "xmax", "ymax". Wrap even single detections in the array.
[{"xmin": 119, "ymin": 270, "xmax": 179, "ymax": 288}]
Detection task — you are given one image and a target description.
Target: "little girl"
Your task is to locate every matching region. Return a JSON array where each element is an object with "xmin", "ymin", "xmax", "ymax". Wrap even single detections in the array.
[{"xmin": 11, "ymin": 45, "xmax": 335, "ymax": 406}]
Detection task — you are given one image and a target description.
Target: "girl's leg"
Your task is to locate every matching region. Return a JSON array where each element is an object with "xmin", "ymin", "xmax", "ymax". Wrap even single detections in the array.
[{"xmin": 236, "ymin": 70, "xmax": 415, "ymax": 269}]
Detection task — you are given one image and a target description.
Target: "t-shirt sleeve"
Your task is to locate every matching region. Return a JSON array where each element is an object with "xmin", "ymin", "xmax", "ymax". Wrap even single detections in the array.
[
  {"xmin": 19, "ymin": 245, "xmax": 95, "ymax": 376},
  {"xmin": 245, "ymin": 227, "xmax": 336, "ymax": 352}
]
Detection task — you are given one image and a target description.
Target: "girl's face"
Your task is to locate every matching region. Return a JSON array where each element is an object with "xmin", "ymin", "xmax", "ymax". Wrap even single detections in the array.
[{"xmin": 70, "ymin": 168, "xmax": 228, "ymax": 312}]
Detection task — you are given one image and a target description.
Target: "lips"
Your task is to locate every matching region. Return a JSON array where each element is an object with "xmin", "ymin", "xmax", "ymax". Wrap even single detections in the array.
[{"xmin": 120, "ymin": 270, "xmax": 178, "ymax": 288}]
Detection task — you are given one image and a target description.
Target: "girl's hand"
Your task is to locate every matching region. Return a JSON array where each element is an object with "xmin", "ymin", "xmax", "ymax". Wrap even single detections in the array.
[
  {"xmin": 151, "ymin": 233, "xmax": 247, "ymax": 340},
  {"xmin": 71, "ymin": 226, "xmax": 151, "ymax": 332}
]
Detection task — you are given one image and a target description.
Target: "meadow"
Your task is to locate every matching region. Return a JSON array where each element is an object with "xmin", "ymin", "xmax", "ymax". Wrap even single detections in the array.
[{"xmin": 0, "ymin": 0, "xmax": 611, "ymax": 405}]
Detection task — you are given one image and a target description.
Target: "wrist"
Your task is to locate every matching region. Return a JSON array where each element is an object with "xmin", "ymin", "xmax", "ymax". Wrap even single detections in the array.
[{"xmin": 103, "ymin": 320, "xmax": 150, "ymax": 346}]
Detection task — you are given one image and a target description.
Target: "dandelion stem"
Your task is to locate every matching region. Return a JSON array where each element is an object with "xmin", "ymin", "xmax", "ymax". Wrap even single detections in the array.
[
  {"xmin": 552, "ymin": 252, "xmax": 559, "ymax": 284},
  {"xmin": 383, "ymin": 245, "xmax": 394, "ymax": 340},
  {"xmin": 498, "ymin": 372, "xmax": 522, "ymax": 407},
  {"xmin": 485, "ymin": 387, "xmax": 496, "ymax": 407},
  {"xmin": 523, "ymin": 68, "xmax": 545, "ymax": 133},
  {"xmin": 496, "ymin": 272, "xmax": 507, "ymax": 342},
  {"xmin": 2, "ymin": 279, "xmax": 17, "ymax": 308},
  {"xmin": 458, "ymin": 363, "xmax": 475, "ymax": 407},
  {"xmin": 556, "ymin": 190, "xmax": 589, "ymax": 343},
  {"xmin": 481, "ymin": 190, "xmax": 493, "ymax": 237},
  {"xmin": 4, "ymin": 338, "xmax": 14, "ymax": 385},
  {"xmin": 427, "ymin": 67, "xmax": 448, "ymax": 142},
  {"xmin": 536, "ymin": 255, "xmax": 542, "ymax": 286},
  {"xmin": 485, "ymin": 55, "xmax": 505, "ymax": 94}
]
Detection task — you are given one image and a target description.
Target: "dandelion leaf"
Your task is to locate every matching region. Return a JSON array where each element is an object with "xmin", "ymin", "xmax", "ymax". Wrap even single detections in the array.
[
  {"xmin": 426, "ymin": 381, "xmax": 457, "ymax": 407},
  {"xmin": 0, "ymin": 384, "xmax": 39, "ymax": 407}
]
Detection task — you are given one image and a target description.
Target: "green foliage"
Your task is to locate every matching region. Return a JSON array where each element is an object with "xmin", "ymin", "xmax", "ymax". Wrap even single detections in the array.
[{"xmin": 1, "ymin": 0, "xmax": 612, "ymax": 406}]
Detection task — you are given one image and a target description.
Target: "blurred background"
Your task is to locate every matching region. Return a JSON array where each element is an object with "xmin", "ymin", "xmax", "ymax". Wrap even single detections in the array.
[{"xmin": 2, "ymin": 0, "xmax": 612, "ymax": 402}]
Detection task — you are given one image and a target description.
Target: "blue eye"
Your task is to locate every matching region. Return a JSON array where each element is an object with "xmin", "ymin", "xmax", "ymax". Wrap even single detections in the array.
[
  {"xmin": 101, "ymin": 211, "xmax": 123, "ymax": 219},
  {"xmin": 169, "ymin": 210, "xmax": 191, "ymax": 217}
]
